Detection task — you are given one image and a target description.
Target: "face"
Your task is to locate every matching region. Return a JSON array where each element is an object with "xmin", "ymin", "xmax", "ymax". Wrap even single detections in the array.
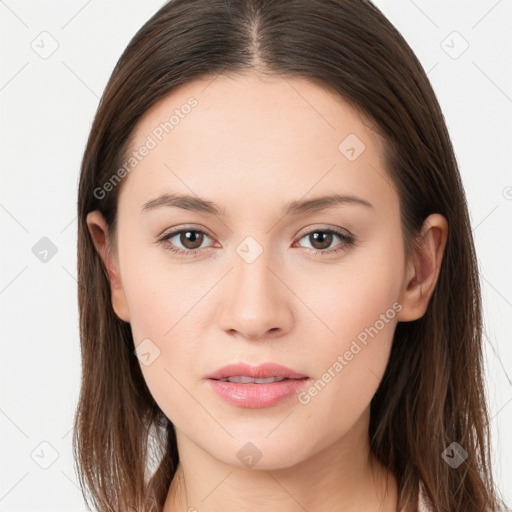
[{"xmin": 92, "ymin": 72, "xmax": 415, "ymax": 470}]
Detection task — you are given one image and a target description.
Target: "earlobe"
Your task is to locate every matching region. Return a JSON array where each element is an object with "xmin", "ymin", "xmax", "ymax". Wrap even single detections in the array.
[
  {"xmin": 86, "ymin": 211, "xmax": 130, "ymax": 322},
  {"xmin": 397, "ymin": 214, "xmax": 448, "ymax": 322}
]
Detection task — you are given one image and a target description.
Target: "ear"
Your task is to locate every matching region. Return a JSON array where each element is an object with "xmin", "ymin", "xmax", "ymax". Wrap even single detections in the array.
[
  {"xmin": 86, "ymin": 210, "xmax": 130, "ymax": 322},
  {"xmin": 397, "ymin": 213, "xmax": 448, "ymax": 322}
]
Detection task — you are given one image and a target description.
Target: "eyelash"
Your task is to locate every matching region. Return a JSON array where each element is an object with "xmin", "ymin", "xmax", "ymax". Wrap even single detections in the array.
[{"xmin": 157, "ymin": 226, "xmax": 356, "ymax": 258}]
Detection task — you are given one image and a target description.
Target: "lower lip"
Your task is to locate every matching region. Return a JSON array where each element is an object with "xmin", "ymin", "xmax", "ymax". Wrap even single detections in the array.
[{"xmin": 206, "ymin": 378, "xmax": 309, "ymax": 408}]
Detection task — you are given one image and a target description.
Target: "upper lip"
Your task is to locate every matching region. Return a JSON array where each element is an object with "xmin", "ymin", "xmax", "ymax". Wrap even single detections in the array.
[{"xmin": 206, "ymin": 363, "xmax": 308, "ymax": 380}]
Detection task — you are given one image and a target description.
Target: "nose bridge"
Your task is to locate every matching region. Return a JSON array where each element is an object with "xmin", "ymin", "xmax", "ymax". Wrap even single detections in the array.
[{"xmin": 217, "ymin": 234, "xmax": 294, "ymax": 339}]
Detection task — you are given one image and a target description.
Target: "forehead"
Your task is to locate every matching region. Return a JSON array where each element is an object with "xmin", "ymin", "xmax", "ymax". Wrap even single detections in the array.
[{"xmin": 118, "ymin": 72, "xmax": 395, "ymax": 216}]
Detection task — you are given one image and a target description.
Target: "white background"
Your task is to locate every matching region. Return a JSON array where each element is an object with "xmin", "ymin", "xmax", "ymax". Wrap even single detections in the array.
[{"xmin": 0, "ymin": 0, "xmax": 511, "ymax": 510}]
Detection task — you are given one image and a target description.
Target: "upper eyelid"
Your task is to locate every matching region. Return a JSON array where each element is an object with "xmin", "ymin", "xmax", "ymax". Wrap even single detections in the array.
[
  {"xmin": 160, "ymin": 224, "xmax": 351, "ymax": 237},
  {"xmin": 160, "ymin": 226, "xmax": 215, "ymax": 242}
]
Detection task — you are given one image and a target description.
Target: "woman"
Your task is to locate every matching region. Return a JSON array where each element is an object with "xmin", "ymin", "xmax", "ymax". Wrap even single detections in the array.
[{"xmin": 73, "ymin": 0, "xmax": 509, "ymax": 510}]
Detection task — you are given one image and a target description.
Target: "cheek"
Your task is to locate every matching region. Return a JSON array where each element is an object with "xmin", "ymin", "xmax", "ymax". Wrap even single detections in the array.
[
  {"xmin": 292, "ymin": 233, "xmax": 404, "ymax": 344},
  {"xmin": 295, "ymin": 298, "xmax": 398, "ymax": 448},
  {"xmin": 118, "ymin": 232, "xmax": 191, "ymax": 338},
  {"xmin": 122, "ymin": 260, "xmax": 199, "ymax": 365},
  {"xmin": 123, "ymin": 276, "xmax": 203, "ymax": 433},
  {"xmin": 117, "ymin": 242, "xmax": 216, "ymax": 427},
  {"xmin": 292, "ymin": 241, "xmax": 403, "ymax": 425}
]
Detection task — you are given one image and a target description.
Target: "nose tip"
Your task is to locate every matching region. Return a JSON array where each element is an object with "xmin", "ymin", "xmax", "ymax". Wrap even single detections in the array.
[
  {"xmin": 216, "ymin": 256, "xmax": 295, "ymax": 341},
  {"xmin": 227, "ymin": 324, "xmax": 282, "ymax": 341}
]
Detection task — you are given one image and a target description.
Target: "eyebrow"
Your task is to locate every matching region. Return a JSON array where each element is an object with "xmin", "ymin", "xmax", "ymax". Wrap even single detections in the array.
[{"xmin": 141, "ymin": 192, "xmax": 373, "ymax": 217}]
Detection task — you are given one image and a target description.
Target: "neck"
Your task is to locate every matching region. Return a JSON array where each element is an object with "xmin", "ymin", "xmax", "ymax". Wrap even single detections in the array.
[{"xmin": 163, "ymin": 409, "xmax": 398, "ymax": 512}]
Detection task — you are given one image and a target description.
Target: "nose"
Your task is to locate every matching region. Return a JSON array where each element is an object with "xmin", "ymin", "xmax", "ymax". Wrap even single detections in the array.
[{"xmin": 216, "ymin": 243, "xmax": 295, "ymax": 341}]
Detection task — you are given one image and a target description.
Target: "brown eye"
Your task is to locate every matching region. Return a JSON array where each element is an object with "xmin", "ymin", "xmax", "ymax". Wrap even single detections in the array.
[
  {"xmin": 158, "ymin": 228, "xmax": 213, "ymax": 256},
  {"xmin": 159, "ymin": 226, "xmax": 354, "ymax": 258},
  {"xmin": 296, "ymin": 228, "xmax": 355, "ymax": 255},
  {"xmin": 176, "ymin": 230, "xmax": 205, "ymax": 250},
  {"xmin": 308, "ymin": 231, "xmax": 334, "ymax": 250}
]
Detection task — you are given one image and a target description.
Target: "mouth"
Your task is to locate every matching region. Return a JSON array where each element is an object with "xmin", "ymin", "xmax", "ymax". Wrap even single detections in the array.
[
  {"xmin": 205, "ymin": 362, "xmax": 309, "ymax": 381},
  {"xmin": 205, "ymin": 363, "xmax": 309, "ymax": 408},
  {"xmin": 214, "ymin": 376, "xmax": 302, "ymax": 384}
]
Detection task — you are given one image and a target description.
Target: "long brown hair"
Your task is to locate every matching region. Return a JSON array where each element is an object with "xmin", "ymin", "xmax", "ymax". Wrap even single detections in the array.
[{"xmin": 73, "ymin": 1, "xmax": 508, "ymax": 510}]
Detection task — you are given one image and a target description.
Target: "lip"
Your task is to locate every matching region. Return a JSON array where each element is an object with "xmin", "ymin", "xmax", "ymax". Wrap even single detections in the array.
[
  {"xmin": 205, "ymin": 362, "xmax": 308, "ymax": 380},
  {"xmin": 205, "ymin": 363, "xmax": 309, "ymax": 409}
]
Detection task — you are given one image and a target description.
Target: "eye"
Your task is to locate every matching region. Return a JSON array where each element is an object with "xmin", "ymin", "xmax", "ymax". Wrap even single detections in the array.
[
  {"xmin": 157, "ymin": 226, "xmax": 356, "ymax": 257},
  {"xmin": 294, "ymin": 227, "xmax": 355, "ymax": 255},
  {"xmin": 157, "ymin": 228, "xmax": 215, "ymax": 257}
]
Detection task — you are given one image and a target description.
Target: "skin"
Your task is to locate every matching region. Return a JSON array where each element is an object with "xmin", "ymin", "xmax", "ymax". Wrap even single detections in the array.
[{"xmin": 87, "ymin": 72, "xmax": 448, "ymax": 512}]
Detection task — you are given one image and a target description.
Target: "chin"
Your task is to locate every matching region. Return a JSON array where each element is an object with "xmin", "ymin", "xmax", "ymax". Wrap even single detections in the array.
[{"xmin": 207, "ymin": 437, "xmax": 312, "ymax": 472}]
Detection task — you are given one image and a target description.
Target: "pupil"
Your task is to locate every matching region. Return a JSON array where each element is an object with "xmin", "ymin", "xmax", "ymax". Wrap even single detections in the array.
[
  {"xmin": 312, "ymin": 232, "xmax": 332, "ymax": 249},
  {"xmin": 182, "ymin": 230, "xmax": 202, "ymax": 249},
  {"xmin": 178, "ymin": 231, "xmax": 334, "ymax": 251}
]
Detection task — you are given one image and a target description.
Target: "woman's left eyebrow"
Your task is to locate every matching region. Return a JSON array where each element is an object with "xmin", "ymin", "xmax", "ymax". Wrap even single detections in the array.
[{"xmin": 141, "ymin": 192, "xmax": 373, "ymax": 217}]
